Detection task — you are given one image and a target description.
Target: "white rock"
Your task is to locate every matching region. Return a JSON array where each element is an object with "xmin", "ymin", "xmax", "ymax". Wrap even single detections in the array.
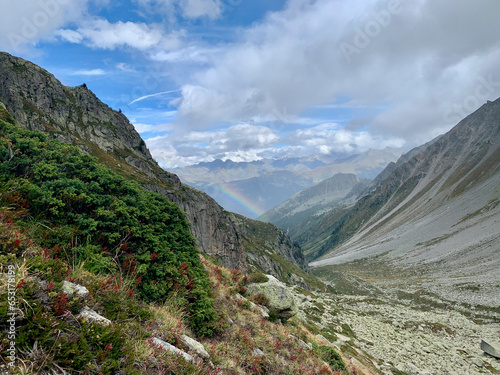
[
  {"xmin": 252, "ymin": 348, "xmax": 265, "ymax": 356},
  {"xmin": 77, "ymin": 307, "xmax": 111, "ymax": 326},
  {"xmin": 151, "ymin": 337, "xmax": 194, "ymax": 363},
  {"xmin": 481, "ymin": 340, "xmax": 500, "ymax": 359},
  {"xmin": 181, "ymin": 335, "xmax": 210, "ymax": 359},
  {"xmin": 62, "ymin": 281, "xmax": 89, "ymax": 299}
]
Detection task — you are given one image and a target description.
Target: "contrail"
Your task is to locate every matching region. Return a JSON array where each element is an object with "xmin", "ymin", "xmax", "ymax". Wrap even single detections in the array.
[{"xmin": 129, "ymin": 89, "xmax": 181, "ymax": 105}]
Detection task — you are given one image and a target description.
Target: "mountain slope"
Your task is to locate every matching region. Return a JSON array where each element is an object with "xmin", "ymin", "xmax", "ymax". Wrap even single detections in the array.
[
  {"xmin": 0, "ymin": 52, "xmax": 307, "ymax": 280},
  {"xmin": 310, "ymin": 98, "xmax": 500, "ymax": 305}
]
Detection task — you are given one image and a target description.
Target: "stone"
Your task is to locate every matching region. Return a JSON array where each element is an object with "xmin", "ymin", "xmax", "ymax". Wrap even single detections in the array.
[
  {"xmin": 77, "ymin": 307, "xmax": 111, "ymax": 326},
  {"xmin": 62, "ymin": 281, "xmax": 89, "ymax": 299},
  {"xmin": 481, "ymin": 339, "xmax": 500, "ymax": 359},
  {"xmin": 246, "ymin": 275, "xmax": 298, "ymax": 320},
  {"xmin": 252, "ymin": 348, "xmax": 265, "ymax": 356},
  {"xmin": 151, "ymin": 337, "xmax": 194, "ymax": 363},
  {"xmin": 181, "ymin": 335, "xmax": 210, "ymax": 359}
]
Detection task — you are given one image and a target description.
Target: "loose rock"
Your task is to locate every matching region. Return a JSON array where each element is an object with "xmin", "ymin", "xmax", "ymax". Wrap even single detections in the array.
[{"xmin": 151, "ymin": 337, "xmax": 194, "ymax": 363}]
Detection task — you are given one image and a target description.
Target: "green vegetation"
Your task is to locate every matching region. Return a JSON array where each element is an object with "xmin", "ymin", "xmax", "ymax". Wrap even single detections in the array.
[
  {"xmin": 0, "ymin": 112, "xmax": 355, "ymax": 374},
  {"xmin": 0, "ymin": 116, "xmax": 218, "ymax": 337},
  {"xmin": 316, "ymin": 345, "xmax": 347, "ymax": 373}
]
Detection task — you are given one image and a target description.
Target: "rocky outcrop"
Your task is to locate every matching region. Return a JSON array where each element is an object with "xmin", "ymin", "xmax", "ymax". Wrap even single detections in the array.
[
  {"xmin": 143, "ymin": 184, "xmax": 247, "ymax": 272},
  {"xmin": 62, "ymin": 281, "xmax": 89, "ymax": 299},
  {"xmin": 229, "ymin": 213, "xmax": 308, "ymax": 278},
  {"xmin": 181, "ymin": 335, "xmax": 210, "ymax": 359},
  {"xmin": 246, "ymin": 275, "xmax": 298, "ymax": 320}
]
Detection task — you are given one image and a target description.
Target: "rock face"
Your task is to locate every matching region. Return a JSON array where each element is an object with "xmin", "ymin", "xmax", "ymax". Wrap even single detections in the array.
[
  {"xmin": 246, "ymin": 275, "xmax": 298, "ymax": 320},
  {"xmin": 481, "ymin": 340, "xmax": 500, "ymax": 359},
  {"xmin": 0, "ymin": 52, "xmax": 308, "ymax": 275},
  {"xmin": 230, "ymin": 213, "xmax": 308, "ymax": 280}
]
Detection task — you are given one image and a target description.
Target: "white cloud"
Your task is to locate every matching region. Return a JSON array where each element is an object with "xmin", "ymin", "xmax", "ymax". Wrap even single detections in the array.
[
  {"xmin": 172, "ymin": 0, "xmax": 500, "ymax": 146},
  {"xmin": 145, "ymin": 122, "xmax": 404, "ymax": 168},
  {"xmin": 135, "ymin": 0, "xmax": 222, "ymax": 21},
  {"xmin": 180, "ymin": 0, "xmax": 222, "ymax": 20},
  {"xmin": 286, "ymin": 123, "xmax": 404, "ymax": 155},
  {"xmin": 132, "ymin": 123, "xmax": 156, "ymax": 133},
  {"xmin": 0, "ymin": 0, "xmax": 90, "ymax": 52},
  {"xmin": 70, "ymin": 68, "xmax": 106, "ymax": 76},
  {"xmin": 58, "ymin": 19, "xmax": 173, "ymax": 50},
  {"xmin": 116, "ymin": 62, "xmax": 136, "ymax": 72}
]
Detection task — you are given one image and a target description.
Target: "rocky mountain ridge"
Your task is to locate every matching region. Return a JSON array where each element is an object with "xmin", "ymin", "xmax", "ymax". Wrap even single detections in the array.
[{"xmin": 0, "ymin": 52, "xmax": 306, "ymax": 280}]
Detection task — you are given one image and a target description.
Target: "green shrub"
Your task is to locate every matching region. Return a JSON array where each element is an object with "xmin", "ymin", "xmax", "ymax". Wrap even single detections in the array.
[
  {"xmin": 246, "ymin": 272, "xmax": 269, "ymax": 284},
  {"xmin": 318, "ymin": 345, "xmax": 347, "ymax": 373},
  {"xmin": 0, "ymin": 119, "xmax": 217, "ymax": 336}
]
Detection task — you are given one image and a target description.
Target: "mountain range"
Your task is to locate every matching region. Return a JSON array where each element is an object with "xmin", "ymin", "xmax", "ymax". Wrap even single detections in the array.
[{"xmin": 173, "ymin": 148, "xmax": 402, "ymax": 218}]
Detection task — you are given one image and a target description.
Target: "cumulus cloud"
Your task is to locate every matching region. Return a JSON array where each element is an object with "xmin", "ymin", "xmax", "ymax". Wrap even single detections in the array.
[
  {"xmin": 144, "ymin": 122, "xmax": 403, "ymax": 168},
  {"xmin": 0, "ymin": 0, "xmax": 90, "ymax": 52},
  {"xmin": 57, "ymin": 19, "xmax": 182, "ymax": 51},
  {"xmin": 146, "ymin": 124, "xmax": 280, "ymax": 167},
  {"xmin": 286, "ymin": 123, "xmax": 404, "ymax": 155},
  {"xmin": 172, "ymin": 0, "xmax": 500, "ymax": 146}
]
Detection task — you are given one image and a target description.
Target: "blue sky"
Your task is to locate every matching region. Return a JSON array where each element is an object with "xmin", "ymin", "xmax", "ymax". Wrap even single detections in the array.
[{"xmin": 2, "ymin": 0, "xmax": 500, "ymax": 168}]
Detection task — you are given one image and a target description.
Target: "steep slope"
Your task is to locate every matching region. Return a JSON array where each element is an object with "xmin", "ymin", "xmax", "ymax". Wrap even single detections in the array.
[
  {"xmin": 310, "ymin": 98, "xmax": 500, "ymax": 305},
  {"xmin": 0, "ymin": 52, "xmax": 306, "ymax": 278},
  {"xmin": 260, "ymin": 173, "xmax": 370, "ymax": 234}
]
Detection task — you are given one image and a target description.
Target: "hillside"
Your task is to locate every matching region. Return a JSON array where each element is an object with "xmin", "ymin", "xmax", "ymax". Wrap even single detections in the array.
[
  {"xmin": 0, "ymin": 109, "xmax": 370, "ymax": 374},
  {"xmin": 310, "ymin": 98, "xmax": 500, "ymax": 306},
  {"xmin": 0, "ymin": 52, "xmax": 306, "ymax": 282}
]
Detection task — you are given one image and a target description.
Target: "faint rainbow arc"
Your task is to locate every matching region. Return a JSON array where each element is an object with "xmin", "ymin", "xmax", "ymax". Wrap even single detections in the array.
[{"xmin": 213, "ymin": 184, "xmax": 266, "ymax": 218}]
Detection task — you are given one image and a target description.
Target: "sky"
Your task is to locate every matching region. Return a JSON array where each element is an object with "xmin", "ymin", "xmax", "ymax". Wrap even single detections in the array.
[{"xmin": 1, "ymin": 0, "xmax": 500, "ymax": 169}]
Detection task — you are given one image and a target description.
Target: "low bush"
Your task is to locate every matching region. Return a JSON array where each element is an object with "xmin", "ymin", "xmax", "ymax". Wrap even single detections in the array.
[{"xmin": 0, "ymin": 119, "xmax": 217, "ymax": 336}]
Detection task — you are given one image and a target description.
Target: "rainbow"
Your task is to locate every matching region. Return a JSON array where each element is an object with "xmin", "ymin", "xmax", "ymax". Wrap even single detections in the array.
[{"xmin": 213, "ymin": 184, "xmax": 266, "ymax": 218}]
